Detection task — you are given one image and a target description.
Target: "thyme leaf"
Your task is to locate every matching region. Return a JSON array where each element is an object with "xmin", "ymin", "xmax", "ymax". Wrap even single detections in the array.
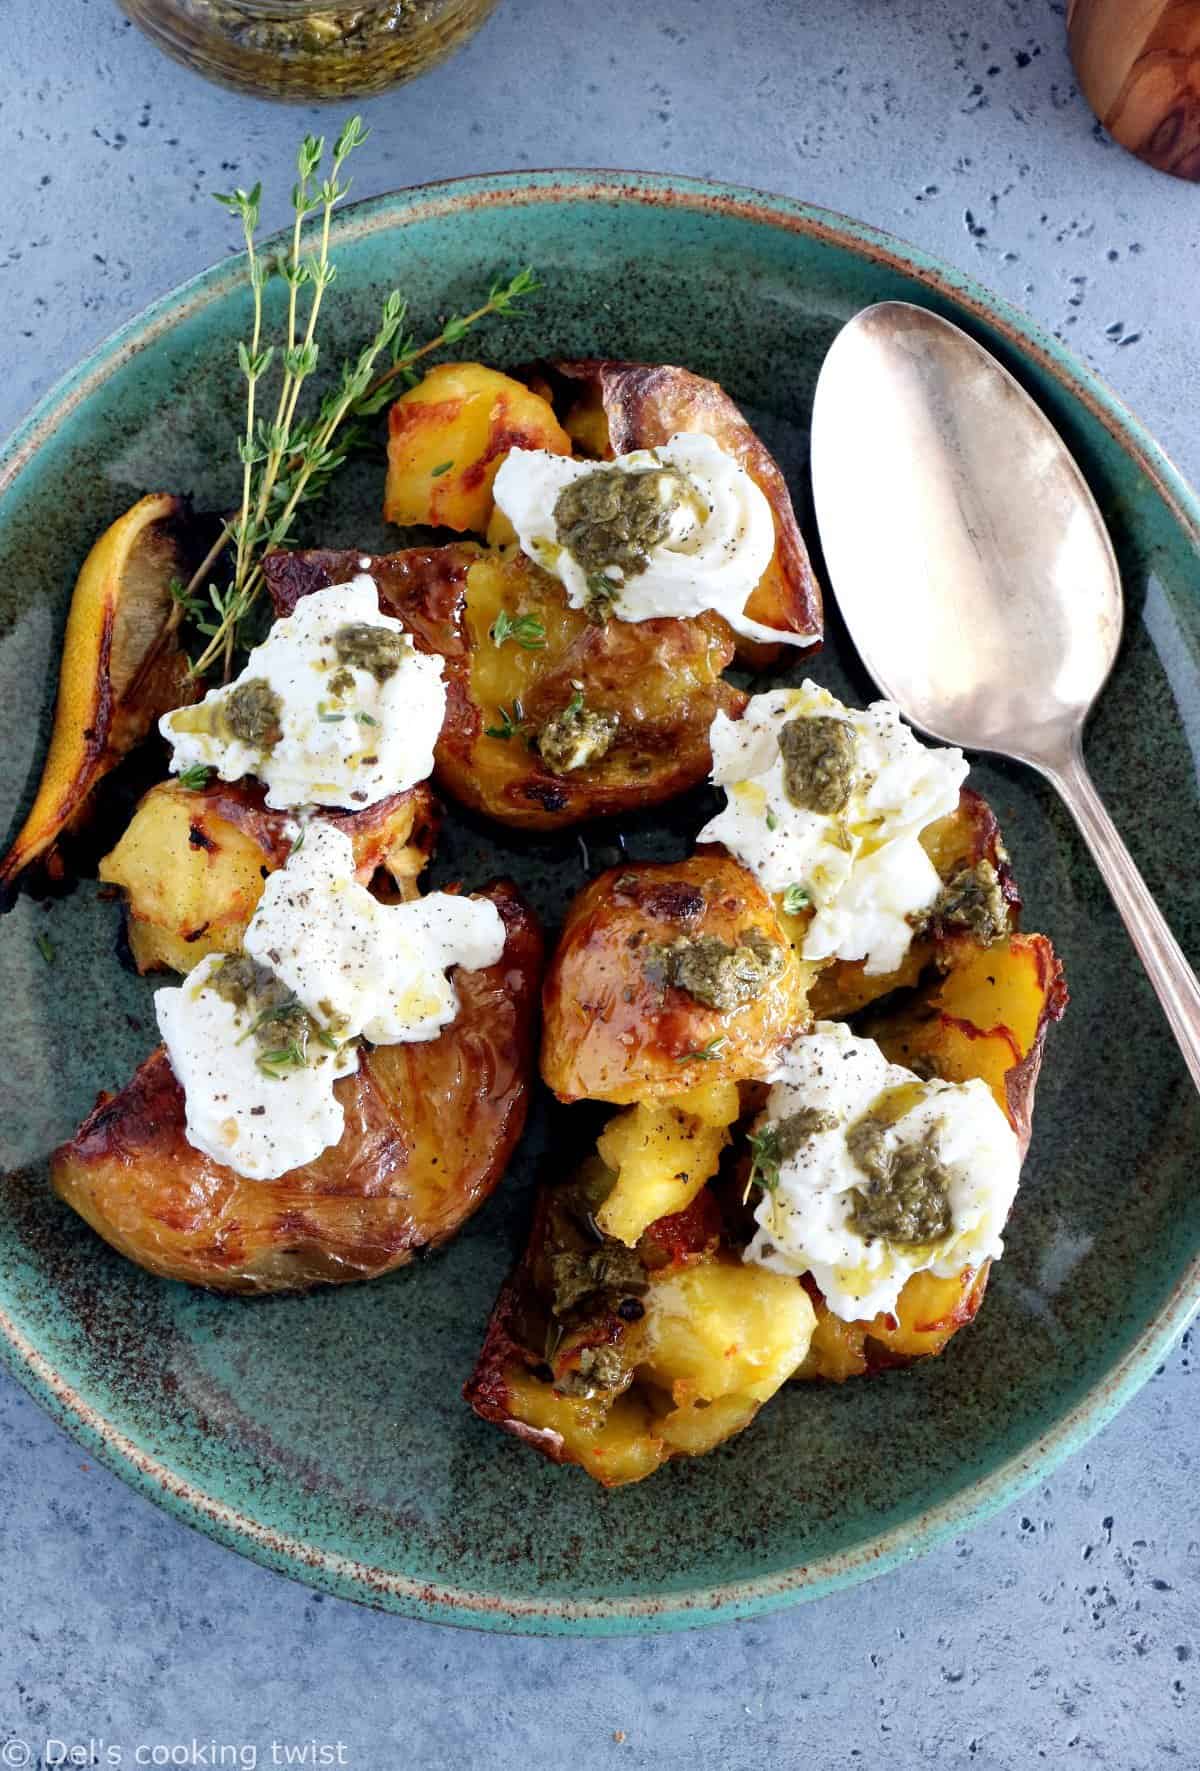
[{"xmin": 490, "ymin": 610, "xmax": 546, "ymax": 651}]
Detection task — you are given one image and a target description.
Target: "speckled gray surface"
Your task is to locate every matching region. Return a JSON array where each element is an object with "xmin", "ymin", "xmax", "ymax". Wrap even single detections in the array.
[{"xmin": 2, "ymin": 0, "xmax": 1198, "ymax": 1763}]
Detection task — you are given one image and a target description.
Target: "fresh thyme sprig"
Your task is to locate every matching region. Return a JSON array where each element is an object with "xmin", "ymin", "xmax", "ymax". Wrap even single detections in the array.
[
  {"xmin": 490, "ymin": 610, "xmax": 546, "ymax": 651},
  {"xmin": 168, "ymin": 120, "xmax": 539, "ymax": 682},
  {"xmin": 680, "ymin": 1036, "xmax": 729, "ymax": 1064},
  {"xmin": 781, "ymin": 883, "xmax": 810, "ymax": 915},
  {"xmin": 743, "ymin": 1124, "xmax": 782, "ymax": 1202},
  {"xmin": 485, "ymin": 698, "xmax": 529, "ymax": 742}
]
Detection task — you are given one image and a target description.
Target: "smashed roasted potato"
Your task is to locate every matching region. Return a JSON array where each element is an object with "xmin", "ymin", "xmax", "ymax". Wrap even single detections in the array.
[
  {"xmin": 53, "ymin": 882, "xmax": 542, "ymax": 1292},
  {"xmin": 99, "ymin": 778, "xmax": 439, "ymax": 975},
  {"xmin": 467, "ymin": 812, "xmax": 1067, "ymax": 1483},
  {"xmin": 262, "ymin": 544, "xmax": 745, "ymax": 830},
  {"xmin": 540, "ymin": 855, "xmax": 815, "ymax": 1105},
  {"xmin": 522, "ymin": 359, "xmax": 824, "ymax": 664}
]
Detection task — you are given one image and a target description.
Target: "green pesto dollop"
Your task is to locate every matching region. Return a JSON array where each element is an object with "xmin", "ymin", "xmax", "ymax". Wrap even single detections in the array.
[
  {"xmin": 207, "ymin": 952, "xmax": 342, "ymax": 1074},
  {"xmin": 847, "ymin": 1107, "xmax": 953, "ymax": 1246},
  {"xmin": 537, "ymin": 694, "xmax": 618, "ymax": 774},
  {"xmin": 554, "ymin": 1342, "xmax": 629, "ymax": 1399},
  {"xmin": 207, "ymin": 951, "xmax": 275, "ymax": 1012},
  {"xmin": 333, "ymin": 621, "xmax": 410, "ymax": 682},
  {"xmin": 224, "ymin": 677, "xmax": 284, "ymax": 749},
  {"xmin": 554, "ymin": 463, "xmax": 692, "ymax": 585},
  {"xmin": 548, "ymin": 1244, "xmax": 649, "ymax": 1319},
  {"xmin": 778, "ymin": 715, "xmax": 857, "ymax": 815},
  {"xmin": 773, "ymin": 1106, "xmax": 841, "ymax": 1161},
  {"xmin": 915, "ymin": 859, "xmax": 1009, "ymax": 944},
  {"xmin": 645, "ymin": 927, "xmax": 785, "ymax": 1012}
]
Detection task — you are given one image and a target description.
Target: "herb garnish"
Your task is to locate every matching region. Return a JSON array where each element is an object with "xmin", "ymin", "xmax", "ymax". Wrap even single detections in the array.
[
  {"xmin": 765, "ymin": 808, "xmax": 779, "ymax": 832},
  {"xmin": 485, "ymin": 699, "xmax": 528, "ymax": 742},
  {"xmin": 489, "ymin": 610, "xmax": 546, "ymax": 651},
  {"xmin": 781, "ymin": 883, "xmax": 811, "ymax": 915},
  {"xmin": 430, "ymin": 460, "xmax": 454, "ymax": 478},
  {"xmin": 680, "ymin": 1036, "xmax": 729, "ymax": 1063},
  {"xmin": 256, "ymin": 1042, "xmax": 308, "ymax": 1079},
  {"xmin": 164, "ymin": 119, "xmax": 538, "ymax": 681},
  {"xmin": 178, "ymin": 764, "xmax": 216, "ymax": 792},
  {"xmin": 34, "ymin": 930, "xmax": 54, "ymax": 966},
  {"xmin": 744, "ymin": 1124, "xmax": 782, "ymax": 1202}
]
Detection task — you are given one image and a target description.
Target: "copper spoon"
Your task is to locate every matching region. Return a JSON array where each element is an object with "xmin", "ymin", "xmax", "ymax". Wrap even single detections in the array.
[{"xmin": 810, "ymin": 300, "xmax": 1200, "ymax": 1091}]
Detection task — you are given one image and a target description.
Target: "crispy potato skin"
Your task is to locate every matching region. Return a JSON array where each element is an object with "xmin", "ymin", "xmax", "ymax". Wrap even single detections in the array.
[
  {"xmin": 52, "ymin": 882, "xmax": 543, "ymax": 1293},
  {"xmin": 262, "ymin": 544, "xmax": 744, "ymax": 831},
  {"xmin": 1, "ymin": 494, "xmax": 202, "ymax": 894},
  {"xmin": 541, "ymin": 855, "xmax": 812, "ymax": 1105},
  {"xmin": 383, "ymin": 362, "xmax": 571, "ymax": 532},
  {"xmin": 100, "ymin": 778, "xmax": 439, "ymax": 974},
  {"xmin": 528, "ymin": 359, "xmax": 824, "ymax": 664}
]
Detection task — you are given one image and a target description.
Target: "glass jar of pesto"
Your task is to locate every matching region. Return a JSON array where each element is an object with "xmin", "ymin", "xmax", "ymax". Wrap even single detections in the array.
[{"xmin": 119, "ymin": 0, "xmax": 501, "ymax": 100}]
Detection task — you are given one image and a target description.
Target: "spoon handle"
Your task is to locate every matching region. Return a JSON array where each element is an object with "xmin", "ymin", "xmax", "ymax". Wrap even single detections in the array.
[{"xmin": 1048, "ymin": 740, "xmax": 1200, "ymax": 1094}]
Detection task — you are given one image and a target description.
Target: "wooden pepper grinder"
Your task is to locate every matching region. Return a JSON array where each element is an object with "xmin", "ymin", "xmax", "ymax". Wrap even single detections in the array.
[{"xmin": 1068, "ymin": 0, "xmax": 1200, "ymax": 179}]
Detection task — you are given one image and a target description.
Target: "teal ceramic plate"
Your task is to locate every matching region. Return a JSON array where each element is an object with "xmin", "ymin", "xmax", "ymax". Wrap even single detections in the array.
[{"xmin": 2, "ymin": 172, "xmax": 1198, "ymax": 1635}]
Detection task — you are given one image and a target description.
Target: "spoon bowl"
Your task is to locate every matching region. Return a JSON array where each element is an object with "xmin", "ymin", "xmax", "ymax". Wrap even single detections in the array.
[
  {"xmin": 811, "ymin": 301, "xmax": 1122, "ymax": 768},
  {"xmin": 812, "ymin": 299, "xmax": 1200, "ymax": 1093}
]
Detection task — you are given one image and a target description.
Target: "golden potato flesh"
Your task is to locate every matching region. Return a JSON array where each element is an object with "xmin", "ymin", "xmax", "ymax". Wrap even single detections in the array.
[
  {"xmin": 463, "ymin": 1147, "xmax": 816, "ymax": 1488},
  {"xmin": 806, "ymin": 786, "xmax": 1019, "ymax": 1021},
  {"xmin": 595, "ymin": 1078, "xmax": 740, "ymax": 1246},
  {"xmin": 383, "ymin": 362, "xmax": 571, "ymax": 533},
  {"xmin": 541, "ymin": 855, "xmax": 814, "ymax": 1104},
  {"xmin": 262, "ymin": 544, "xmax": 744, "ymax": 831},
  {"xmin": 795, "ymin": 927, "xmax": 1068, "ymax": 1382},
  {"xmin": 99, "ymin": 779, "xmax": 438, "ymax": 974},
  {"xmin": 53, "ymin": 882, "xmax": 542, "ymax": 1293}
]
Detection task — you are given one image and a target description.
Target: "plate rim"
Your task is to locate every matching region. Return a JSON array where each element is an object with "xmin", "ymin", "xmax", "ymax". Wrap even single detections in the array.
[{"xmin": 2, "ymin": 166, "xmax": 1198, "ymax": 1635}]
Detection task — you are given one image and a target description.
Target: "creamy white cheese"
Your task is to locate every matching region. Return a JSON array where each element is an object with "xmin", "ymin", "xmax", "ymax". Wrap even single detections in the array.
[
  {"xmin": 698, "ymin": 683, "xmax": 968, "ymax": 974},
  {"xmin": 160, "ymin": 576, "xmax": 445, "ymax": 812},
  {"xmin": 744, "ymin": 1021, "xmax": 1021, "ymax": 1322},
  {"xmin": 244, "ymin": 821, "xmax": 506, "ymax": 1047},
  {"xmin": 158, "ymin": 822, "xmax": 507, "ymax": 1181},
  {"xmin": 492, "ymin": 432, "xmax": 812, "ymax": 646},
  {"xmin": 154, "ymin": 952, "xmax": 359, "ymax": 1182}
]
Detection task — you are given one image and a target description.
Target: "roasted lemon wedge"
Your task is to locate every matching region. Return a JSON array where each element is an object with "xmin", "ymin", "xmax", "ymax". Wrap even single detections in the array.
[{"xmin": 0, "ymin": 493, "xmax": 202, "ymax": 890}]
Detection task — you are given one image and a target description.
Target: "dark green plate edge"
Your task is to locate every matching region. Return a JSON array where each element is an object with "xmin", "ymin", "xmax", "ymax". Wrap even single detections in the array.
[{"xmin": 1, "ymin": 168, "xmax": 1198, "ymax": 1636}]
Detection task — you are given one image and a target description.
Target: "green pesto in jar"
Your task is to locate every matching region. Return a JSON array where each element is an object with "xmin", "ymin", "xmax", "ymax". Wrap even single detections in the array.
[
  {"xmin": 120, "ymin": 0, "xmax": 499, "ymax": 102},
  {"xmin": 778, "ymin": 714, "xmax": 857, "ymax": 815},
  {"xmin": 334, "ymin": 621, "xmax": 410, "ymax": 682},
  {"xmin": 554, "ymin": 464, "xmax": 693, "ymax": 592},
  {"xmin": 847, "ymin": 1097, "xmax": 954, "ymax": 1247},
  {"xmin": 644, "ymin": 927, "xmax": 785, "ymax": 1012}
]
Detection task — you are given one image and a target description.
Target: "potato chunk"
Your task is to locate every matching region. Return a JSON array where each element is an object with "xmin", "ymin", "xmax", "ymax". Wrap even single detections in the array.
[
  {"xmin": 595, "ymin": 1079, "xmax": 740, "ymax": 1245},
  {"xmin": 383, "ymin": 362, "xmax": 571, "ymax": 533},
  {"xmin": 99, "ymin": 778, "xmax": 438, "ymax": 974},
  {"xmin": 52, "ymin": 881, "xmax": 541, "ymax": 1293},
  {"xmin": 263, "ymin": 543, "xmax": 744, "ymax": 831},
  {"xmin": 542, "ymin": 856, "xmax": 813, "ymax": 1104},
  {"xmin": 641, "ymin": 1258, "xmax": 816, "ymax": 1453}
]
